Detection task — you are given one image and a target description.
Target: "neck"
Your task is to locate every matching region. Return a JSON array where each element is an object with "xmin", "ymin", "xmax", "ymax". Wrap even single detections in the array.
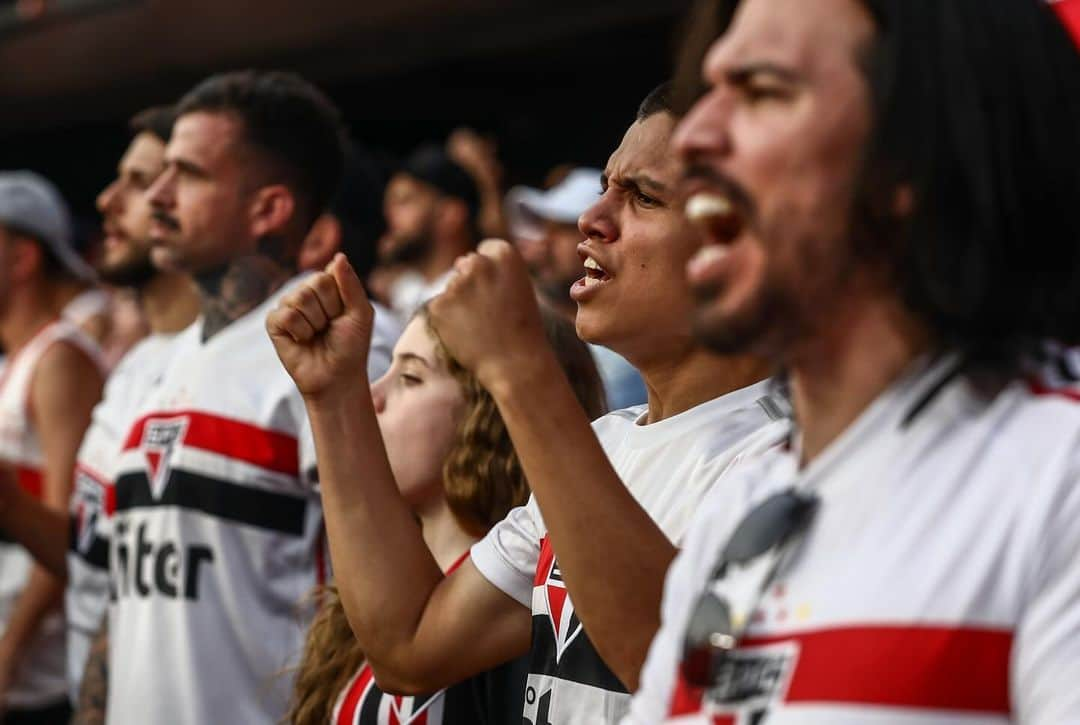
[
  {"xmin": 421, "ymin": 237, "xmax": 470, "ymax": 284},
  {"xmin": 416, "ymin": 496, "xmax": 478, "ymax": 573},
  {"xmin": 788, "ymin": 292, "xmax": 932, "ymax": 467},
  {"xmin": 139, "ymin": 272, "xmax": 202, "ymax": 335},
  {"xmin": 195, "ymin": 254, "xmax": 291, "ymax": 342},
  {"xmin": 0, "ymin": 284, "xmax": 61, "ymax": 353},
  {"xmin": 633, "ymin": 341, "xmax": 771, "ymax": 424}
]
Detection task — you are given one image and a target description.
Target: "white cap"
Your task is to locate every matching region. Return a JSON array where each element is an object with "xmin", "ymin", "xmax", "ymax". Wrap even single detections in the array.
[
  {"xmin": 505, "ymin": 167, "xmax": 602, "ymax": 241},
  {"xmin": 0, "ymin": 170, "xmax": 96, "ymax": 282}
]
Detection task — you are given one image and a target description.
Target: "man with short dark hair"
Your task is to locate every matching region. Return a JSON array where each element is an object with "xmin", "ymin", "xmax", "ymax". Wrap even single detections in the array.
[
  {"xmin": 376, "ymin": 144, "xmax": 481, "ymax": 320},
  {"xmin": 103, "ymin": 70, "xmax": 347, "ymax": 724},
  {"xmin": 0, "ymin": 171, "xmax": 105, "ymax": 723},
  {"xmin": 269, "ymin": 83, "xmax": 783, "ymax": 723},
  {"xmin": 625, "ymin": 1, "xmax": 1080, "ymax": 722}
]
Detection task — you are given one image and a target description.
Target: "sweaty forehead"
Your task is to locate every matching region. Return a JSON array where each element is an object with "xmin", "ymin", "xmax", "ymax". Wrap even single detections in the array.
[
  {"xmin": 605, "ymin": 113, "xmax": 678, "ymax": 184},
  {"xmin": 713, "ymin": 0, "xmax": 876, "ymax": 74}
]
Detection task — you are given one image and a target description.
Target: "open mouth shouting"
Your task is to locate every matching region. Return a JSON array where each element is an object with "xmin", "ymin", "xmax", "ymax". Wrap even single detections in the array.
[
  {"xmin": 570, "ymin": 246, "xmax": 614, "ymax": 303},
  {"xmin": 685, "ymin": 191, "xmax": 747, "ymax": 289}
]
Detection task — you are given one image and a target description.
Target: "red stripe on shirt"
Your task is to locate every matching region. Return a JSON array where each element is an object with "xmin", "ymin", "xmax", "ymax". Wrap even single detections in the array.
[
  {"xmin": 17, "ymin": 466, "xmax": 42, "ymax": 499},
  {"xmin": 338, "ymin": 665, "xmax": 375, "ymax": 725},
  {"xmin": 670, "ymin": 624, "xmax": 1012, "ymax": 716},
  {"xmin": 534, "ymin": 536, "xmax": 555, "ymax": 587},
  {"xmin": 123, "ymin": 410, "xmax": 299, "ymax": 476},
  {"xmin": 1054, "ymin": 0, "xmax": 1080, "ymax": 48},
  {"xmin": 1028, "ymin": 378, "xmax": 1080, "ymax": 403}
]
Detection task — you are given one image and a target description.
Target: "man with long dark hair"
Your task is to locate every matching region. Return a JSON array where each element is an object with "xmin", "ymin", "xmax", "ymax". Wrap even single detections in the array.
[{"xmin": 625, "ymin": 0, "xmax": 1080, "ymax": 722}]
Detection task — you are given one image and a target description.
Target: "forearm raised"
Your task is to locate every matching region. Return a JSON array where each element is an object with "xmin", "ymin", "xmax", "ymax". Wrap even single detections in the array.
[
  {"xmin": 305, "ymin": 388, "xmax": 445, "ymax": 664},
  {"xmin": 489, "ymin": 353, "xmax": 676, "ymax": 690}
]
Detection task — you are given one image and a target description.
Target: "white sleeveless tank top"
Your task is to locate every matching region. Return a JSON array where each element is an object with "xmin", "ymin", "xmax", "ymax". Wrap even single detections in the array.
[{"xmin": 0, "ymin": 319, "xmax": 104, "ymax": 708}]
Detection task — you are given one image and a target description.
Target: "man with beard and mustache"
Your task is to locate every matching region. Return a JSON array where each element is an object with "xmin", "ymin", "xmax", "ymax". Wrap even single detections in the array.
[
  {"xmin": 0, "ymin": 107, "xmax": 200, "ymax": 721},
  {"xmin": 375, "ymin": 145, "xmax": 480, "ymax": 321},
  {"xmin": 99, "ymin": 70, "xmax": 345, "ymax": 725},
  {"xmin": 623, "ymin": 1, "xmax": 1080, "ymax": 723},
  {"xmin": 268, "ymin": 84, "xmax": 785, "ymax": 724}
]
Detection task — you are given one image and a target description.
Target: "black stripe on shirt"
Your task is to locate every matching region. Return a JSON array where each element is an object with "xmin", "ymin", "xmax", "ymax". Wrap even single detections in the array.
[
  {"xmin": 529, "ymin": 614, "xmax": 629, "ymax": 695},
  {"xmin": 68, "ymin": 516, "xmax": 110, "ymax": 570},
  {"xmin": 114, "ymin": 469, "xmax": 309, "ymax": 537}
]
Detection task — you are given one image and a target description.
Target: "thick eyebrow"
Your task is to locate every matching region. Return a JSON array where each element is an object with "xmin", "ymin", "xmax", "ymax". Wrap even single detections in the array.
[
  {"xmin": 167, "ymin": 156, "xmax": 208, "ymax": 178},
  {"xmin": 727, "ymin": 62, "xmax": 803, "ymax": 86},
  {"xmin": 629, "ymin": 174, "xmax": 669, "ymax": 195},
  {"xmin": 602, "ymin": 172, "xmax": 670, "ymax": 197},
  {"xmin": 395, "ymin": 352, "xmax": 434, "ymax": 369}
]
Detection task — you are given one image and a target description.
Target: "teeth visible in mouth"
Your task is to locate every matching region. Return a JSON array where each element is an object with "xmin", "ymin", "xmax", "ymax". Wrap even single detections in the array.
[
  {"xmin": 685, "ymin": 193, "xmax": 734, "ymax": 223},
  {"xmin": 584, "ymin": 257, "xmax": 603, "ymax": 272}
]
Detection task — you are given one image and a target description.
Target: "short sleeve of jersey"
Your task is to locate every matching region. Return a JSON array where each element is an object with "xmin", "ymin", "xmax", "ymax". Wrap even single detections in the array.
[
  {"xmin": 470, "ymin": 498, "xmax": 543, "ymax": 608},
  {"xmin": 1012, "ymin": 440, "xmax": 1080, "ymax": 723}
]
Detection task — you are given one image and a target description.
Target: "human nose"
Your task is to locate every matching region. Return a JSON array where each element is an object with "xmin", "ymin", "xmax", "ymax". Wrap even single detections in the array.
[{"xmin": 578, "ymin": 194, "xmax": 618, "ymax": 245}]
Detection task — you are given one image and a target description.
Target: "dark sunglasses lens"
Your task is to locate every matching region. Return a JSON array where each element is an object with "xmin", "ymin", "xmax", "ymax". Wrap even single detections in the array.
[
  {"xmin": 681, "ymin": 591, "xmax": 734, "ymax": 687},
  {"xmin": 721, "ymin": 490, "xmax": 817, "ymax": 564}
]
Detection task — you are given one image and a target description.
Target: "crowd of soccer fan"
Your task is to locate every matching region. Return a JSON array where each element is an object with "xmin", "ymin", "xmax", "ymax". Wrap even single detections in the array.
[{"xmin": 0, "ymin": 0, "xmax": 1079, "ymax": 723}]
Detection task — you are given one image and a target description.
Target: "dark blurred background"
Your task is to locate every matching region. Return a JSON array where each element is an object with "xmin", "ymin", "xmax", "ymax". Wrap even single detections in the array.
[{"xmin": 0, "ymin": 0, "xmax": 693, "ymax": 228}]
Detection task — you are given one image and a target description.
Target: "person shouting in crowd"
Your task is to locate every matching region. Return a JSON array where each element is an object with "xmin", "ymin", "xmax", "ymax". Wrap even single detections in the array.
[
  {"xmin": 622, "ymin": 0, "xmax": 1080, "ymax": 722},
  {"xmin": 269, "ymin": 84, "xmax": 788, "ymax": 724},
  {"xmin": 92, "ymin": 70, "xmax": 347, "ymax": 725},
  {"xmin": 370, "ymin": 145, "xmax": 481, "ymax": 321},
  {"xmin": 0, "ymin": 106, "xmax": 201, "ymax": 723},
  {"xmin": 0, "ymin": 172, "xmax": 106, "ymax": 724},
  {"xmin": 287, "ymin": 303, "xmax": 604, "ymax": 724},
  {"xmin": 506, "ymin": 167, "xmax": 647, "ymax": 409}
]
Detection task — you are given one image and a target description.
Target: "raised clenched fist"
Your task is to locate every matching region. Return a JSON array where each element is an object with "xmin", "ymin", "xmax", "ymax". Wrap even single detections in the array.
[
  {"xmin": 267, "ymin": 253, "xmax": 374, "ymax": 400},
  {"xmin": 427, "ymin": 239, "xmax": 550, "ymax": 390}
]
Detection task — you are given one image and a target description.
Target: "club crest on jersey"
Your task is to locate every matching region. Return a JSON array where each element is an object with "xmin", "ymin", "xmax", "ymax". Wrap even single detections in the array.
[
  {"xmin": 540, "ymin": 545, "xmax": 585, "ymax": 663},
  {"xmin": 699, "ymin": 640, "xmax": 799, "ymax": 718},
  {"xmin": 383, "ymin": 692, "xmax": 440, "ymax": 724},
  {"xmin": 140, "ymin": 417, "xmax": 189, "ymax": 499},
  {"xmin": 73, "ymin": 469, "xmax": 106, "ymax": 554}
]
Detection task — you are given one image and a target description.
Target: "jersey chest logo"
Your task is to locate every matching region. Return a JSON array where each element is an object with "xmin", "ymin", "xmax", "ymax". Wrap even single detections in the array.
[
  {"xmin": 140, "ymin": 417, "xmax": 189, "ymax": 499},
  {"xmin": 73, "ymin": 468, "xmax": 106, "ymax": 554},
  {"xmin": 537, "ymin": 537, "xmax": 585, "ymax": 663}
]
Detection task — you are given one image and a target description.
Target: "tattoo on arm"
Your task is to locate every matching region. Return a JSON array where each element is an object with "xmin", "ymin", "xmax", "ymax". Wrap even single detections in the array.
[
  {"xmin": 73, "ymin": 619, "xmax": 109, "ymax": 725},
  {"xmin": 196, "ymin": 252, "xmax": 291, "ymax": 342}
]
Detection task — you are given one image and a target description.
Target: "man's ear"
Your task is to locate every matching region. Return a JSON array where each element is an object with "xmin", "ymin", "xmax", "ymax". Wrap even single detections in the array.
[
  {"xmin": 248, "ymin": 184, "xmax": 296, "ymax": 242},
  {"xmin": 297, "ymin": 213, "xmax": 343, "ymax": 272}
]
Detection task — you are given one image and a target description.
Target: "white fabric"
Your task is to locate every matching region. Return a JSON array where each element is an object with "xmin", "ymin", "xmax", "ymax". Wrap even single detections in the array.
[
  {"xmin": 62, "ymin": 288, "xmax": 110, "ymax": 328},
  {"xmin": 626, "ymin": 356, "xmax": 1080, "ymax": 725},
  {"xmin": 65, "ymin": 332, "xmax": 178, "ymax": 701},
  {"xmin": 105, "ymin": 276, "xmax": 323, "ymax": 725},
  {"xmin": 471, "ymin": 380, "xmax": 784, "ymax": 724},
  {"xmin": 389, "ymin": 269, "xmax": 454, "ymax": 322},
  {"xmin": 0, "ymin": 319, "xmax": 103, "ymax": 708}
]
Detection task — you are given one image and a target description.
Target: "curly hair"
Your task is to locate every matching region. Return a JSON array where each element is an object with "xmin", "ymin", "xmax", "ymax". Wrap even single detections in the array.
[{"xmin": 287, "ymin": 303, "xmax": 605, "ymax": 724}]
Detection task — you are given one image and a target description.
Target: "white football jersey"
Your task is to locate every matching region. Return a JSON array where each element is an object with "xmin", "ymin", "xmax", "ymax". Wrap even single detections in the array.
[
  {"xmin": 471, "ymin": 380, "xmax": 787, "ymax": 724},
  {"xmin": 66, "ymin": 332, "xmax": 178, "ymax": 701},
  {"xmin": 627, "ymin": 354, "xmax": 1080, "ymax": 725},
  {"xmin": 0, "ymin": 319, "xmax": 103, "ymax": 708},
  {"xmin": 105, "ymin": 276, "xmax": 324, "ymax": 725}
]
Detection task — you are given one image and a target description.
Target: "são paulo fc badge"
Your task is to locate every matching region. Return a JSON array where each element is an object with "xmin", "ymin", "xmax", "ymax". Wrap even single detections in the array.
[
  {"xmin": 540, "ymin": 542, "xmax": 585, "ymax": 663},
  {"xmin": 72, "ymin": 467, "xmax": 107, "ymax": 554},
  {"xmin": 141, "ymin": 416, "xmax": 189, "ymax": 499}
]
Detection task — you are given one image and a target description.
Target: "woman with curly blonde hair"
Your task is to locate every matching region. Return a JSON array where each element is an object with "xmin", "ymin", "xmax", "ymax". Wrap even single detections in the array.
[{"xmin": 288, "ymin": 300, "xmax": 605, "ymax": 725}]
